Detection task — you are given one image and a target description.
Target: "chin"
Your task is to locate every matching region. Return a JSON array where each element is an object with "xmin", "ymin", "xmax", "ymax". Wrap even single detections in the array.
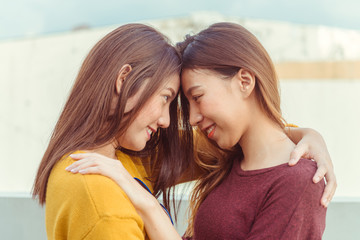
[
  {"xmin": 216, "ymin": 141, "xmax": 229, "ymax": 150},
  {"xmin": 217, "ymin": 139, "xmax": 238, "ymax": 150},
  {"xmin": 131, "ymin": 144, "xmax": 146, "ymax": 151},
  {"xmin": 121, "ymin": 142, "xmax": 146, "ymax": 152}
]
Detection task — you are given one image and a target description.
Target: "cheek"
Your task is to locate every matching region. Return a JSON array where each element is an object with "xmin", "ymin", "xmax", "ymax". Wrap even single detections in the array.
[
  {"xmin": 198, "ymin": 104, "xmax": 210, "ymax": 117},
  {"xmin": 141, "ymin": 99, "xmax": 163, "ymax": 121},
  {"xmin": 200, "ymin": 98, "xmax": 222, "ymax": 117}
]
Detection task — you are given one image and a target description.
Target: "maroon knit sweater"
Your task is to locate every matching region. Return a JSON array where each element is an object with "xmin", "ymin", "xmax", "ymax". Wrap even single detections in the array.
[{"xmin": 186, "ymin": 159, "xmax": 326, "ymax": 240}]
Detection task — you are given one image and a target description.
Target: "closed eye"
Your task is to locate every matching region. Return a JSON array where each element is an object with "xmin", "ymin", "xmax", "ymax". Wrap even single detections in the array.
[{"xmin": 192, "ymin": 95, "xmax": 203, "ymax": 102}]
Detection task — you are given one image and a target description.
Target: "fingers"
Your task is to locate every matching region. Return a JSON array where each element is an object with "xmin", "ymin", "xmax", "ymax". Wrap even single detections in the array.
[
  {"xmin": 320, "ymin": 172, "xmax": 337, "ymax": 208},
  {"xmin": 289, "ymin": 142, "xmax": 309, "ymax": 166},
  {"xmin": 78, "ymin": 167, "xmax": 101, "ymax": 174},
  {"xmin": 70, "ymin": 152, "xmax": 98, "ymax": 160},
  {"xmin": 66, "ymin": 159, "xmax": 99, "ymax": 173},
  {"xmin": 312, "ymin": 165, "xmax": 327, "ymax": 183},
  {"xmin": 67, "ymin": 152, "xmax": 105, "ymax": 172},
  {"xmin": 311, "ymin": 155, "xmax": 337, "ymax": 207},
  {"xmin": 66, "ymin": 152, "xmax": 125, "ymax": 181}
]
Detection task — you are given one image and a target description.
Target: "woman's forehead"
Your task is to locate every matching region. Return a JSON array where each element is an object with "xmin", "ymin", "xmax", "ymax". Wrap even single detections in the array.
[{"xmin": 162, "ymin": 73, "xmax": 180, "ymax": 92}]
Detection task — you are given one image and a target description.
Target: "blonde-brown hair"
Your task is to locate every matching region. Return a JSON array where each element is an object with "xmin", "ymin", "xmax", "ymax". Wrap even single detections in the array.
[{"xmin": 177, "ymin": 22, "xmax": 286, "ymax": 237}]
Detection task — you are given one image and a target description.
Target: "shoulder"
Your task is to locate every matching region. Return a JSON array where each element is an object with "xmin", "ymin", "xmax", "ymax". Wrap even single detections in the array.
[
  {"xmin": 47, "ymin": 152, "xmax": 143, "ymax": 220},
  {"xmin": 46, "ymin": 152, "xmax": 146, "ymax": 239},
  {"xmin": 245, "ymin": 159, "xmax": 326, "ymax": 239},
  {"xmin": 258, "ymin": 159, "xmax": 325, "ymax": 216},
  {"xmin": 270, "ymin": 159, "xmax": 324, "ymax": 201},
  {"xmin": 276, "ymin": 159, "xmax": 317, "ymax": 184}
]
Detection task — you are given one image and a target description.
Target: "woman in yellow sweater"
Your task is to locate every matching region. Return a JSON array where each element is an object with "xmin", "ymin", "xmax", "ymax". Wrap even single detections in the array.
[
  {"xmin": 33, "ymin": 23, "xmax": 194, "ymax": 239},
  {"xmin": 33, "ymin": 23, "xmax": 336, "ymax": 240}
]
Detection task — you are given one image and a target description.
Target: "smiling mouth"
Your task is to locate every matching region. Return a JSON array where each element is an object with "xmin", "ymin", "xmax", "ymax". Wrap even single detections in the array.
[
  {"xmin": 146, "ymin": 128, "xmax": 152, "ymax": 136},
  {"xmin": 146, "ymin": 126, "xmax": 156, "ymax": 139},
  {"xmin": 204, "ymin": 124, "xmax": 216, "ymax": 138}
]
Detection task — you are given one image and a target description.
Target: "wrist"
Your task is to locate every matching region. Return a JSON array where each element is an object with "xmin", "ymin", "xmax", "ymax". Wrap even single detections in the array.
[
  {"xmin": 115, "ymin": 164, "xmax": 133, "ymax": 183},
  {"xmin": 124, "ymin": 176, "xmax": 158, "ymax": 211},
  {"xmin": 135, "ymin": 196, "xmax": 158, "ymax": 213},
  {"xmin": 286, "ymin": 127, "xmax": 312, "ymax": 144}
]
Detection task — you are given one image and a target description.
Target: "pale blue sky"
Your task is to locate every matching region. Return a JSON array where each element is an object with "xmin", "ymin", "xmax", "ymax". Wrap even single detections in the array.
[{"xmin": 1, "ymin": 0, "xmax": 360, "ymax": 40}]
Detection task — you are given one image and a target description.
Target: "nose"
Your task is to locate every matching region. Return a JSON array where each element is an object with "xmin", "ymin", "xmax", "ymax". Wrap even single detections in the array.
[
  {"xmin": 157, "ymin": 107, "xmax": 171, "ymax": 128},
  {"xmin": 189, "ymin": 103, "xmax": 203, "ymax": 126}
]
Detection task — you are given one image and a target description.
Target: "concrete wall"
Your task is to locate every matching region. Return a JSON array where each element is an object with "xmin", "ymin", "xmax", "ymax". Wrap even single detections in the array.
[{"xmin": 1, "ymin": 194, "xmax": 359, "ymax": 240}]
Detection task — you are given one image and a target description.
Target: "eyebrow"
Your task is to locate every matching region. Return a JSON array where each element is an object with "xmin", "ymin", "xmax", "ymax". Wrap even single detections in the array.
[
  {"xmin": 186, "ymin": 85, "xmax": 201, "ymax": 96},
  {"xmin": 166, "ymin": 87, "xmax": 176, "ymax": 97}
]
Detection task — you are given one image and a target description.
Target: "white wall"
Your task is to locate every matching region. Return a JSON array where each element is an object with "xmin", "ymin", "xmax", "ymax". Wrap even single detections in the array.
[
  {"xmin": 0, "ymin": 28, "xmax": 110, "ymax": 192},
  {"xmin": 281, "ymin": 80, "xmax": 360, "ymax": 197},
  {"xmin": 0, "ymin": 13, "xmax": 359, "ymax": 197}
]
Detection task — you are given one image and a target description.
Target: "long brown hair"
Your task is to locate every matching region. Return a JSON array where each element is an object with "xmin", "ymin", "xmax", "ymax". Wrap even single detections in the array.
[
  {"xmin": 177, "ymin": 22, "xmax": 286, "ymax": 236},
  {"xmin": 33, "ymin": 24, "xmax": 194, "ymax": 218}
]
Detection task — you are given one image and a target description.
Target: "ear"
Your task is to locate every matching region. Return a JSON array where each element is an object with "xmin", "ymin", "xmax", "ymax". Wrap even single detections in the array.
[
  {"xmin": 115, "ymin": 64, "xmax": 132, "ymax": 94},
  {"xmin": 235, "ymin": 68, "xmax": 256, "ymax": 98}
]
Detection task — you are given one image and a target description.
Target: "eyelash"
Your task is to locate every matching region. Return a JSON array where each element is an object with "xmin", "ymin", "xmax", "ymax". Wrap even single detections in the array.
[{"xmin": 192, "ymin": 95, "xmax": 202, "ymax": 102}]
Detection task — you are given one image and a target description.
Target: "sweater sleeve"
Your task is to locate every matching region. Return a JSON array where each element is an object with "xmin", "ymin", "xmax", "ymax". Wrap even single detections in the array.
[
  {"xmin": 46, "ymin": 154, "xmax": 148, "ymax": 240},
  {"xmin": 246, "ymin": 162, "xmax": 326, "ymax": 240},
  {"xmin": 84, "ymin": 217, "xmax": 145, "ymax": 240}
]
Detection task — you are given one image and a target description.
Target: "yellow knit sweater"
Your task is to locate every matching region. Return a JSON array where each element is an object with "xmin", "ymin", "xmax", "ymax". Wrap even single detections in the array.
[{"xmin": 45, "ymin": 150, "xmax": 152, "ymax": 240}]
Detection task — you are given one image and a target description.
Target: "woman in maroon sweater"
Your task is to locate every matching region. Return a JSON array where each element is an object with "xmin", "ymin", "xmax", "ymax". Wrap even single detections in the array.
[
  {"xmin": 177, "ymin": 22, "xmax": 327, "ymax": 239},
  {"xmin": 67, "ymin": 23, "xmax": 330, "ymax": 239}
]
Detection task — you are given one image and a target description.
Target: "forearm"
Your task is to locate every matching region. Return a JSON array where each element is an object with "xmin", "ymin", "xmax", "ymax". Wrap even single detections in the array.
[
  {"xmin": 137, "ymin": 201, "xmax": 181, "ymax": 240},
  {"xmin": 286, "ymin": 127, "xmax": 328, "ymax": 154},
  {"xmin": 116, "ymin": 168, "xmax": 181, "ymax": 240},
  {"xmin": 286, "ymin": 127, "xmax": 316, "ymax": 144},
  {"xmin": 285, "ymin": 126, "xmax": 302, "ymax": 144}
]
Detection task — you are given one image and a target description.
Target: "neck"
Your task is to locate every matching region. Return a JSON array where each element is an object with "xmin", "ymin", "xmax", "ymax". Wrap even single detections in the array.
[
  {"xmin": 92, "ymin": 140, "xmax": 118, "ymax": 159},
  {"xmin": 239, "ymin": 110, "xmax": 295, "ymax": 171}
]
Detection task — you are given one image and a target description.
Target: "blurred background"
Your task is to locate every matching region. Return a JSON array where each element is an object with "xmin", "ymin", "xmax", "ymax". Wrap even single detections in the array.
[{"xmin": 1, "ymin": 0, "xmax": 359, "ymax": 239}]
